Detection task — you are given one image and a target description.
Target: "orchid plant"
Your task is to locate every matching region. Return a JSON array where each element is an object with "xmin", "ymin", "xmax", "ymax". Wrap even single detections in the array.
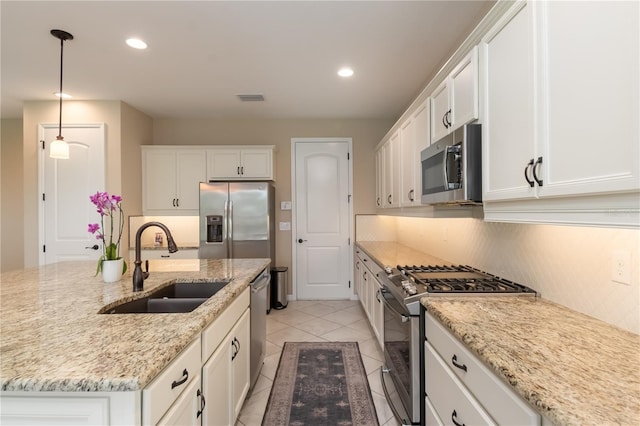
[{"xmin": 88, "ymin": 191, "xmax": 127, "ymax": 275}]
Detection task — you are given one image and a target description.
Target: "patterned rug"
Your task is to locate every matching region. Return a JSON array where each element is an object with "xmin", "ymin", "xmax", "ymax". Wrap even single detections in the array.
[{"xmin": 262, "ymin": 342, "xmax": 379, "ymax": 426}]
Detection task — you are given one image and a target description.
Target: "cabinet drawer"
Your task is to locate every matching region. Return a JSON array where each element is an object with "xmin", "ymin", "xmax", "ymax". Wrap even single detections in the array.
[
  {"xmin": 425, "ymin": 312, "xmax": 539, "ymax": 425},
  {"xmin": 355, "ymin": 249, "xmax": 383, "ymax": 277},
  {"xmin": 143, "ymin": 337, "xmax": 201, "ymax": 426},
  {"xmin": 425, "ymin": 395, "xmax": 444, "ymax": 426},
  {"xmin": 156, "ymin": 374, "xmax": 201, "ymax": 426},
  {"xmin": 202, "ymin": 288, "xmax": 250, "ymax": 362},
  {"xmin": 425, "ymin": 342, "xmax": 496, "ymax": 426}
]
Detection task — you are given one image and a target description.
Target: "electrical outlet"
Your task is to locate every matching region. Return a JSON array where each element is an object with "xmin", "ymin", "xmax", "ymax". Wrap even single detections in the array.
[
  {"xmin": 279, "ymin": 222, "xmax": 291, "ymax": 231},
  {"xmin": 611, "ymin": 250, "xmax": 632, "ymax": 285}
]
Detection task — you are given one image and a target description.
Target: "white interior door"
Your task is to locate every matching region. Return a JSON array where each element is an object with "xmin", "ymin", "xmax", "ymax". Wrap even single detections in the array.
[
  {"xmin": 39, "ymin": 124, "xmax": 105, "ymax": 264},
  {"xmin": 293, "ymin": 139, "xmax": 352, "ymax": 300}
]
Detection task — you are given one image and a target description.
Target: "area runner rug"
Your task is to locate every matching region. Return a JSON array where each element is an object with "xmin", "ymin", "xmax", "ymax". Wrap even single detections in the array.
[{"xmin": 262, "ymin": 342, "xmax": 379, "ymax": 426}]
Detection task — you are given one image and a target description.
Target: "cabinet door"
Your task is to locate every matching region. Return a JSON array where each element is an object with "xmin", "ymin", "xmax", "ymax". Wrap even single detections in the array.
[
  {"xmin": 202, "ymin": 334, "xmax": 232, "ymax": 426},
  {"xmin": 143, "ymin": 149, "xmax": 178, "ymax": 212},
  {"xmin": 240, "ymin": 149, "xmax": 272, "ymax": 179},
  {"xmin": 208, "ymin": 149, "xmax": 241, "ymax": 180},
  {"xmin": 450, "ymin": 46, "xmax": 478, "ymax": 130},
  {"xmin": 538, "ymin": 0, "xmax": 639, "ymax": 198},
  {"xmin": 430, "ymin": 80, "xmax": 450, "ymax": 143},
  {"xmin": 481, "ymin": 0, "xmax": 537, "ymax": 202},
  {"xmin": 176, "ymin": 150, "xmax": 207, "ymax": 211},
  {"xmin": 383, "ymin": 132, "xmax": 400, "ymax": 208},
  {"xmin": 373, "ymin": 280, "xmax": 384, "ymax": 348},
  {"xmin": 400, "ymin": 116, "xmax": 416, "ymax": 207},
  {"xmin": 231, "ymin": 310, "xmax": 251, "ymax": 421},
  {"xmin": 157, "ymin": 377, "xmax": 202, "ymax": 426},
  {"xmin": 354, "ymin": 258, "xmax": 362, "ymax": 299},
  {"xmin": 375, "ymin": 149, "xmax": 384, "ymax": 208},
  {"xmin": 412, "ymin": 101, "xmax": 430, "ymax": 203}
]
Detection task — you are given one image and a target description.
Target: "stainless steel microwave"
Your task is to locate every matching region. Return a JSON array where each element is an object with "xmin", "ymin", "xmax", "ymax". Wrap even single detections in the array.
[{"xmin": 420, "ymin": 123, "xmax": 482, "ymax": 205}]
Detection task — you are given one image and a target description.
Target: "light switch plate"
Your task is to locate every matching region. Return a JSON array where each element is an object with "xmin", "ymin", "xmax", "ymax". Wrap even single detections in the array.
[
  {"xmin": 281, "ymin": 201, "xmax": 292, "ymax": 210},
  {"xmin": 279, "ymin": 222, "xmax": 291, "ymax": 231}
]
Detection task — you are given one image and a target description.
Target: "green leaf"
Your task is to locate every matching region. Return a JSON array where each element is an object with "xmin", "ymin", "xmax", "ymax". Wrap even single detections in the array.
[{"xmin": 122, "ymin": 260, "xmax": 128, "ymax": 274}]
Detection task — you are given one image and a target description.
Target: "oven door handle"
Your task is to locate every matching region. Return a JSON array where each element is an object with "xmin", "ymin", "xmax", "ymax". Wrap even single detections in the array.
[{"xmin": 380, "ymin": 288, "xmax": 410, "ymax": 322}]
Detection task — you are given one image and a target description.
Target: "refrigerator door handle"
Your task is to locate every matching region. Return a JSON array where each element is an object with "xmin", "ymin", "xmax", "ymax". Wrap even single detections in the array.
[{"xmin": 227, "ymin": 200, "xmax": 233, "ymax": 259}]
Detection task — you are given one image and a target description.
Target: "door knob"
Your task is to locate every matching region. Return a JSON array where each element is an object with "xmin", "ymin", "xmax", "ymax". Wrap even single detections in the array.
[
  {"xmin": 85, "ymin": 244, "xmax": 99, "ymax": 250},
  {"xmin": 298, "ymin": 238, "xmax": 307, "ymax": 243}
]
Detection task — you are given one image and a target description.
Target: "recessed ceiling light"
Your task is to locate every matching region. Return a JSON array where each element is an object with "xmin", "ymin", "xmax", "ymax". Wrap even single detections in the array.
[
  {"xmin": 338, "ymin": 67, "xmax": 354, "ymax": 77},
  {"xmin": 54, "ymin": 92, "xmax": 72, "ymax": 99},
  {"xmin": 126, "ymin": 38, "xmax": 147, "ymax": 49}
]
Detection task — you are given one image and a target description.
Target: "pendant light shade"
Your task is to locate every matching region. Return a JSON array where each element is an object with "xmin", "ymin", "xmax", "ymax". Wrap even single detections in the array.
[{"xmin": 50, "ymin": 29, "xmax": 73, "ymax": 159}]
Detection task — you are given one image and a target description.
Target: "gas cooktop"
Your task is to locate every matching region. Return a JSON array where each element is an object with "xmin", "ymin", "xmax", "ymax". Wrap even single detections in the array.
[{"xmin": 379, "ymin": 264, "xmax": 537, "ymax": 314}]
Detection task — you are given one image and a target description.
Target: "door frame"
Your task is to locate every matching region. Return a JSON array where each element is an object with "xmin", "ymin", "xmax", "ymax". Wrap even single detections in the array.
[
  {"xmin": 38, "ymin": 122, "xmax": 106, "ymax": 265},
  {"xmin": 290, "ymin": 137, "xmax": 354, "ymax": 301}
]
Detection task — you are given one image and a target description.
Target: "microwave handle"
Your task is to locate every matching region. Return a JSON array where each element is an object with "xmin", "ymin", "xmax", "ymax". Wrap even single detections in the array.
[{"xmin": 442, "ymin": 145, "xmax": 460, "ymax": 189}]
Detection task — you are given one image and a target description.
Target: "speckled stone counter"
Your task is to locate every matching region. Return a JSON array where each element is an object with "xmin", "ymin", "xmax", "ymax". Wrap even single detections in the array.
[
  {"xmin": 0, "ymin": 258, "xmax": 270, "ymax": 392},
  {"xmin": 423, "ymin": 297, "xmax": 640, "ymax": 426},
  {"xmin": 356, "ymin": 241, "xmax": 640, "ymax": 425}
]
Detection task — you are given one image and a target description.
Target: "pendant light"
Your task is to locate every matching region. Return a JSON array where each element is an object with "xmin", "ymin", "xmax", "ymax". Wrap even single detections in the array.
[{"xmin": 49, "ymin": 29, "xmax": 74, "ymax": 159}]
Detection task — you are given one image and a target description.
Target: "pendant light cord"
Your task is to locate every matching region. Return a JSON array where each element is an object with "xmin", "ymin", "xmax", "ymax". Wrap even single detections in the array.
[{"xmin": 57, "ymin": 36, "xmax": 64, "ymax": 140}]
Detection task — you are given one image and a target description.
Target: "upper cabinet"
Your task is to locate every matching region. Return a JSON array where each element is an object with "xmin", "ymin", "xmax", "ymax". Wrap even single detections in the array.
[
  {"xmin": 400, "ymin": 100, "xmax": 430, "ymax": 207},
  {"xmin": 430, "ymin": 47, "xmax": 479, "ymax": 143},
  {"xmin": 481, "ymin": 0, "xmax": 639, "ymax": 226},
  {"xmin": 207, "ymin": 146, "xmax": 274, "ymax": 181},
  {"xmin": 142, "ymin": 146, "xmax": 207, "ymax": 215}
]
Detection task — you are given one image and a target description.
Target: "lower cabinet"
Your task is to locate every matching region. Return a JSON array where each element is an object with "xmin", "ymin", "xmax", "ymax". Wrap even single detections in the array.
[
  {"xmin": 201, "ymin": 309, "xmax": 250, "ymax": 426},
  {"xmin": 355, "ymin": 248, "xmax": 384, "ymax": 349},
  {"xmin": 424, "ymin": 311, "xmax": 540, "ymax": 426},
  {"xmin": 157, "ymin": 377, "xmax": 203, "ymax": 426}
]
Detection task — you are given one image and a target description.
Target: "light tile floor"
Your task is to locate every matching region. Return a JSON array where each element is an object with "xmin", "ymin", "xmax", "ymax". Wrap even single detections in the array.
[{"xmin": 236, "ymin": 300, "xmax": 401, "ymax": 426}]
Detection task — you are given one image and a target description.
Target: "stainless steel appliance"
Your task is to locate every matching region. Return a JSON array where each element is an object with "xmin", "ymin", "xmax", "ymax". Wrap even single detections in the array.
[
  {"xmin": 198, "ymin": 181, "xmax": 275, "ymax": 262},
  {"xmin": 420, "ymin": 123, "xmax": 482, "ymax": 205},
  {"xmin": 378, "ymin": 264, "xmax": 536, "ymax": 425},
  {"xmin": 249, "ymin": 268, "xmax": 270, "ymax": 389}
]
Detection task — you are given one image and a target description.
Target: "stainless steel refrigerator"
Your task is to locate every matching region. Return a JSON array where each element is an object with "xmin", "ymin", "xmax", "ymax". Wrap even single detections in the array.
[{"xmin": 198, "ymin": 181, "xmax": 275, "ymax": 263}]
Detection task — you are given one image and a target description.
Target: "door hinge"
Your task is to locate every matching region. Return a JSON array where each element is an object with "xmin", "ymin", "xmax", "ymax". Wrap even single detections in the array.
[
  {"xmin": 347, "ymin": 152, "xmax": 350, "ymax": 160},
  {"xmin": 43, "ymin": 245, "xmax": 46, "ymax": 253},
  {"xmin": 349, "ymin": 280, "xmax": 351, "ymax": 288},
  {"xmin": 41, "ymin": 140, "xmax": 45, "ymax": 150},
  {"xmin": 347, "ymin": 194, "xmax": 351, "ymax": 203},
  {"xmin": 42, "ymin": 193, "xmax": 46, "ymax": 201},
  {"xmin": 348, "ymin": 237, "xmax": 351, "ymax": 245}
]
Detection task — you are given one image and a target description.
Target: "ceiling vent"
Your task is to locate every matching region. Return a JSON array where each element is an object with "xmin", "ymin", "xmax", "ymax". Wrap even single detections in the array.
[{"xmin": 237, "ymin": 94, "xmax": 265, "ymax": 102}]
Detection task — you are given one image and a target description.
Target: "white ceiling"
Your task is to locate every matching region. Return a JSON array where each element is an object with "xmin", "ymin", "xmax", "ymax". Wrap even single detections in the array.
[{"xmin": 1, "ymin": 1, "xmax": 493, "ymax": 121}]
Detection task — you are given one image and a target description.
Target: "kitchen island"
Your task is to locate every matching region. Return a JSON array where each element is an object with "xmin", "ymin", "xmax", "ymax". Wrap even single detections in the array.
[
  {"xmin": 356, "ymin": 241, "xmax": 640, "ymax": 425},
  {"xmin": 0, "ymin": 257, "xmax": 269, "ymax": 424}
]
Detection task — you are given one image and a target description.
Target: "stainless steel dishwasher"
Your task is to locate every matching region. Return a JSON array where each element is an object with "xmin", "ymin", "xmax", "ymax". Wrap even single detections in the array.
[{"xmin": 249, "ymin": 267, "xmax": 270, "ymax": 389}]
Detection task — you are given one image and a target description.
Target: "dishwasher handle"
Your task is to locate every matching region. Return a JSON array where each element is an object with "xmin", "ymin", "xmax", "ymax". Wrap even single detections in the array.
[{"xmin": 250, "ymin": 268, "xmax": 270, "ymax": 293}]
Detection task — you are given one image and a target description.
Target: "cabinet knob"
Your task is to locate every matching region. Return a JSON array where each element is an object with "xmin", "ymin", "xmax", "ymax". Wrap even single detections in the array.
[{"xmin": 524, "ymin": 159, "xmax": 535, "ymax": 188}]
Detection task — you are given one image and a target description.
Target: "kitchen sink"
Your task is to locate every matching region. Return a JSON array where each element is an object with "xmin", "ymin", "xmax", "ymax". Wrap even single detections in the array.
[{"xmin": 100, "ymin": 281, "xmax": 230, "ymax": 314}]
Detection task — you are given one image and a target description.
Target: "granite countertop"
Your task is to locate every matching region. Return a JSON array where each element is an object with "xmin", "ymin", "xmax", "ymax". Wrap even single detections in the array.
[
  {"xmin": 356, "ymin": 241, "xmax": 640, "ymax": 425},
  {"xmin": 0, "ymin": 257, "xmax": 270, "ymax": 393}
]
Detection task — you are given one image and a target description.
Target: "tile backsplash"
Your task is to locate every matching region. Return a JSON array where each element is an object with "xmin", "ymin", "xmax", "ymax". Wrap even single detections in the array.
[
  {"xmin": 128, "ymin": 216, "xmax": 199, "ymax": 248},
  {"xmin": 356, "ymin": 215, "xmax": 640, "ymax": 334}
]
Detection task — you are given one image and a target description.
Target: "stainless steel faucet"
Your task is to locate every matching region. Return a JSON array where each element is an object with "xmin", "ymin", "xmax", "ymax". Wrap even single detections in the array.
[{"xmin": 133, "ymin": 221, "xmax": 178, "ymax": 292}]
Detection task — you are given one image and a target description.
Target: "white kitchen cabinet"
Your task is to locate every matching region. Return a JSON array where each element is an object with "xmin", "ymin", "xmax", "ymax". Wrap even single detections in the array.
[
  {"xmin": 379, "ymin": 132, "xmax": 400, "ymax": 208},
  {"xmin": 425, "ymin": 311, "xmax": 539, "ymax": 426},
  {"xmin": 156, "ymin": 377, "xmax": 203, "ymax": 426},
  {"xmin": 0, "ymin": 392, "xmax": 139, "ymax": 426},
  {"xmin": 142, "ymin": 147, "xmax": 207, "ymax": 215},
  {"xmin": 481, "ymin": 0, "xmax": 640, "ymax": 226},
  {"xmin": 142, "ymin": 337, "xmax": 202, "ymax": 425},
  {"xmin": 430, "ymin": 47, "xmax": 479, "ymax": 144},
  {"xmin": 399, "ymin": 100, "xmax": 430, "ymax": 207},
  {"xmin": 355, "ymin": 248, "xmax": 384, "ymax": 348},
  {"xmin": 201, "ymin": 290, "xmax": 250, "ymax": 426},
  {"xmin": 375, "ymin": 149, "xmax": 384, "ymax": 208},
  {"xmin": 207, "ymin": 146, "xmax": 274, "ymax": 181}
]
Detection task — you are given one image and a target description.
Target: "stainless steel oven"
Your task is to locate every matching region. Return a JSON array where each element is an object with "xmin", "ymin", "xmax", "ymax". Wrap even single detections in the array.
[{"xmin": 378, "ymin": 263, "xmax": 537, "ymax": 426}]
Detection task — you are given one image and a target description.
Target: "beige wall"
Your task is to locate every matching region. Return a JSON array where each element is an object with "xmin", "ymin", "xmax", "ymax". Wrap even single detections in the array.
[
  {"xmin": 1, "ymin": 119, "xmax": 25, "ymax": 272},
  {"xmin": 16, "ymin": 100, "xmax": 150, "ymax": 268},
  {"xmin": 153, "ymin": 117, "xmax": 393, "ymax": 287}
]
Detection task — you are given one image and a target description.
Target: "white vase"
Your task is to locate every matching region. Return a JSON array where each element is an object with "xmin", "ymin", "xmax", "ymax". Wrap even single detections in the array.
[{"xmin": 102, "ymin": 258, "xmax": 124, "ymax": 283}]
